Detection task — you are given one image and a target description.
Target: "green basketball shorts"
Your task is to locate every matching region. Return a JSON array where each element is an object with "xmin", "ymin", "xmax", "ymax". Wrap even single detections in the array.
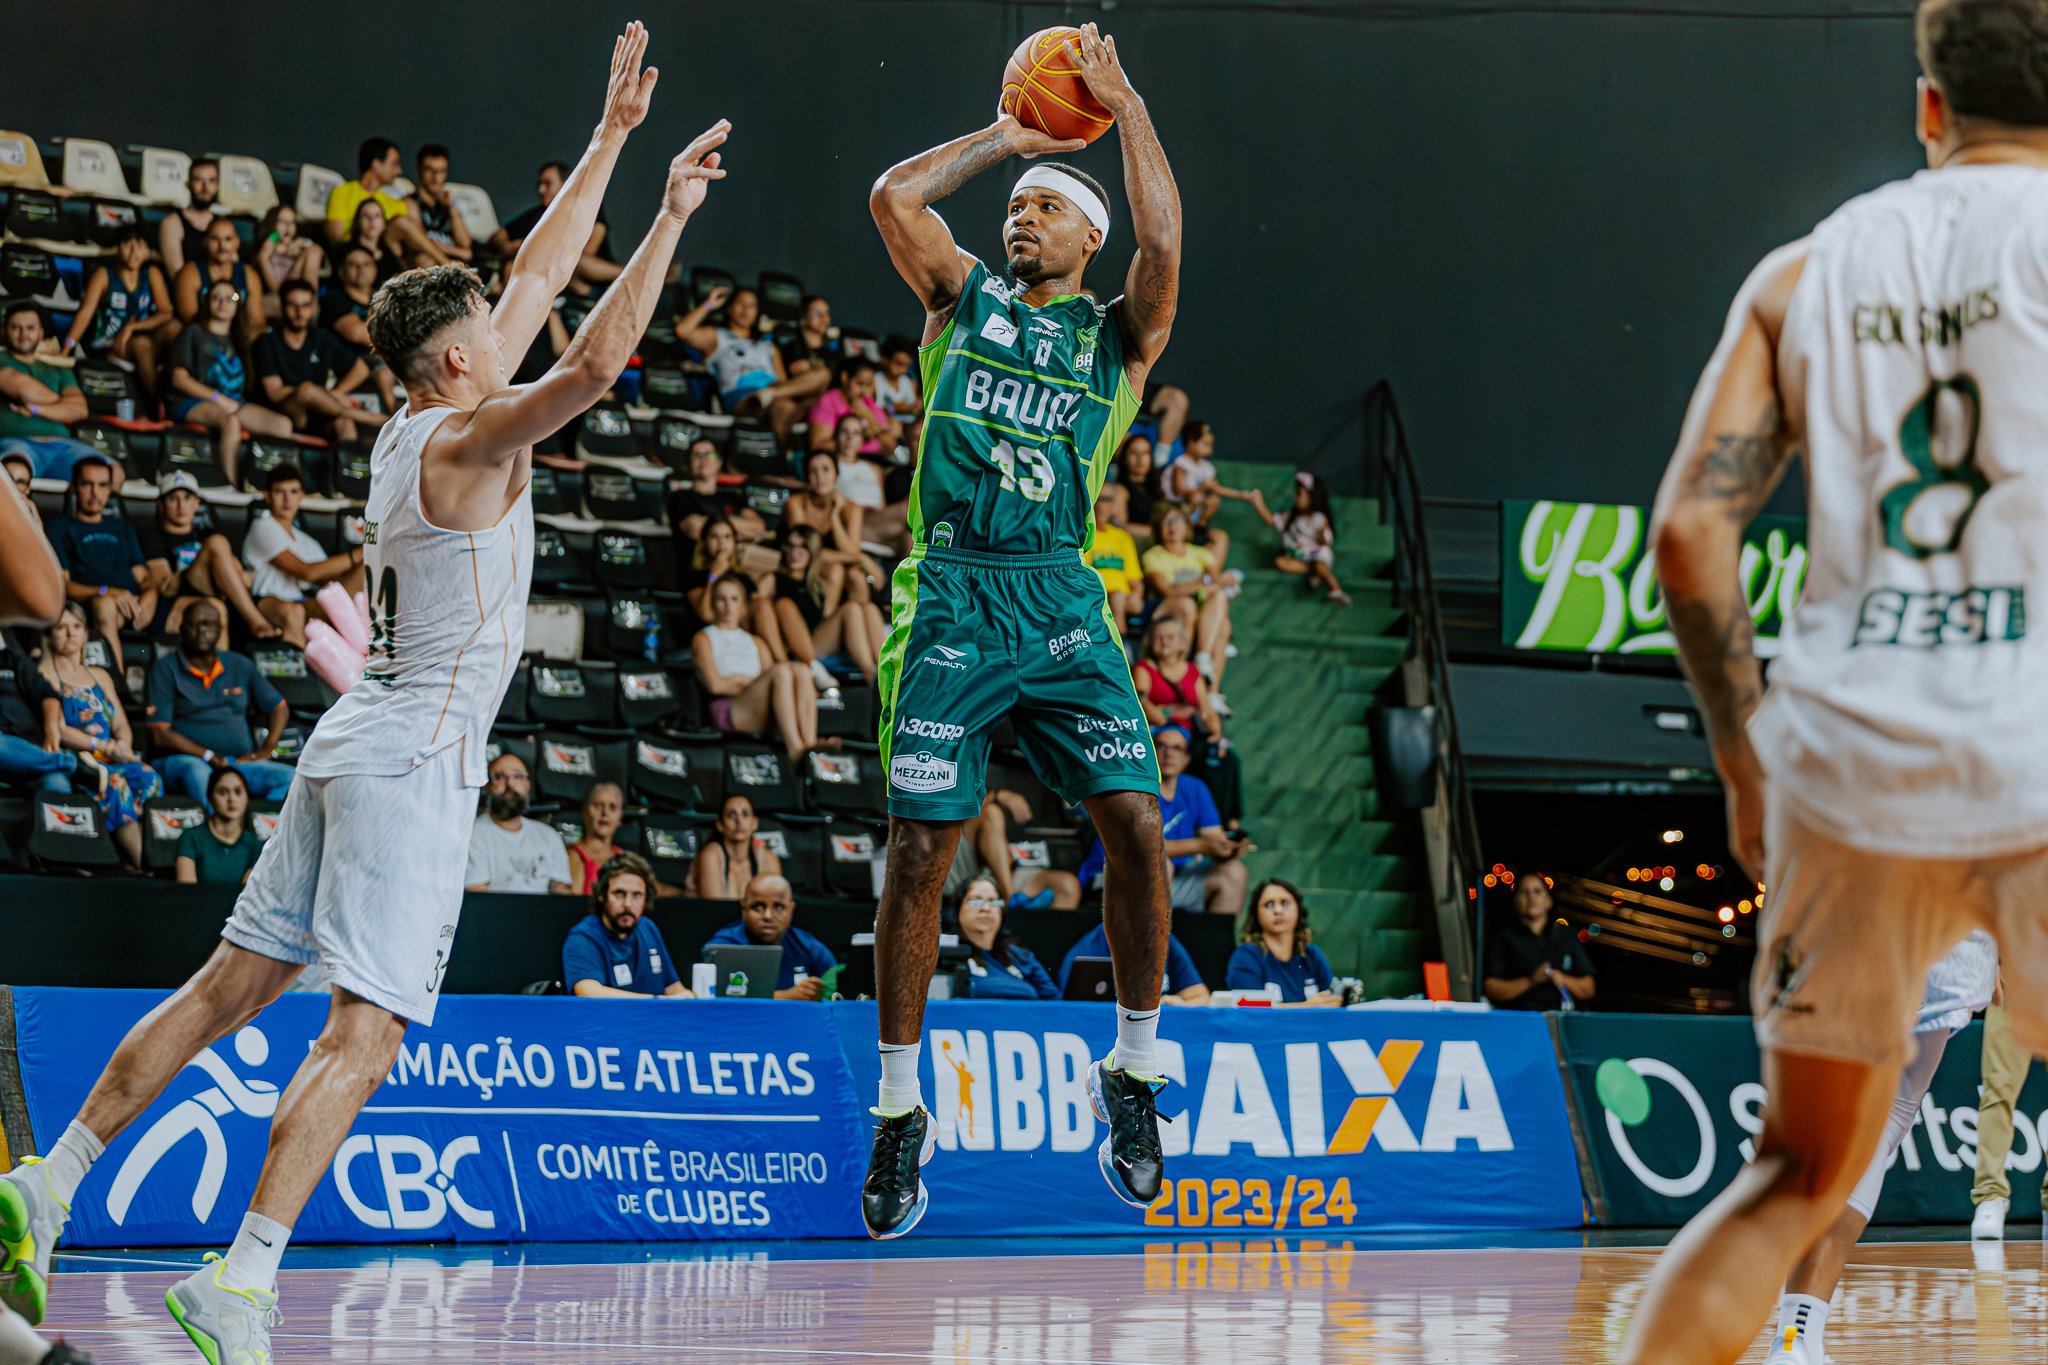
[{"xmin": 877, "ymin": 547, "xmax": 1161, "ymax": 822}]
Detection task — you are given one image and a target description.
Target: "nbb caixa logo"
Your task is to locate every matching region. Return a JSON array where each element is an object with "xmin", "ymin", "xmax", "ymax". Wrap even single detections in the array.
[{"xmin": 923, "ymin": 1028, "xmax": 1512, "ymax": 1159}]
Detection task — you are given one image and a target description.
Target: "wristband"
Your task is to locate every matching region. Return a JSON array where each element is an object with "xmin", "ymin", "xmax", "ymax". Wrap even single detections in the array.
[
  {"xmin": 203, "ymin": 749, "xmax": 215, "ymax": 763},
  {"xmin": 97, "ymin": 584, "xmax": 107, "ymax": 597},
  {"xmin": 27, "ymin": 404, "xmax": 37, "ymax": 417}
]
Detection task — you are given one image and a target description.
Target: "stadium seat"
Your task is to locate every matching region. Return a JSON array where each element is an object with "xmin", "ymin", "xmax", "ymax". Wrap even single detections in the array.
[
  {"xmin": 837, "ymin": 326, "xmax": 882, "ymax": 362},
  {"xmin": 0, "ymin": 244, "xmax": 72, "ymax": 310},
  {"xmin": 528, "ymin": 660, "xmax": 617, "ymax": 728},
  {"xmin": 688, "ymin": 266, "xmax": 737, "ymax": 310},
  {"xmin": 624, "ymin": 813, "xmax": 701, "ymax": 888},
  {"xmin": 531, "ymin": 525, "xmax": 593, "ymax": 592},
  {"xmin": 204, "ymin": 498, "xmax": 252, "ymax": 548},
  {"xmin": 142, "ymin": 796, "xmax": 205, "ymax": 871},
  {"xmin": 330, "ymin": 445, "xmax": 372, "ymax": 501},
  {"xmin": 69, "ymin": 419, "xmax": 143, "ymax": 480},
  {"xmin": 293, "ymin": 163, "xmax": 343, "ymax": 224},
  {"xmin": 82, "ymin": 196, "xmax": 138, "ymax": 251},
  {"xmin": 602, "ymin": 591, "xmax": 667, "ymax": 661},
  {"xmin": 242, "ymin": 435, "xmax": 328, "ymax": 495},
  {"xmin": 248, "ymin": 798, "xmax": 283, "ymax": 841},
  {"xmin": 723, "ymin": 743, "xmax": 803, "ymax": 815},
  {"xmin": 629, "ymin": 733, "xmax": 707, "ymax": 811},
  {"xmin": 486, "ymin": 730, "xmax": 538, "ymax": 782},
  {"xmin": 584, "ymin": 467, "xmax": 666, "ymax": 524},
  {"xmin": 248, "ymin": 643, "xmax": 338, "ymax": 716},
  {"xmin": 806, "ymin": 748, "xmax": 884, "ymax": 816},
  {"xmin": 0, "ymin": 132, "xmax": 53, "ymax": 192},
  {"xmin": 757, "ymin": 270, "xmax": 804, "ymax": 325},
  {"xmin": 592, "ymin": 533, "xmax": 658, "ymax": 590},
  {"xmin": 639, "ymin": 364, "xmax": 696, "ymax": 411},
  {"xmin": 823, "ymin": 819, "xmax": 884, "ymax": 899},
  {"xmin": 160, "ymin": 427, "xmax": 229, "ymax": 489},
  {"xmin": 529, "ymin": 463, "xmax": 585, "ymax": 517},
  {"xmin": 59, "ymin": 139, "xmax": 142, "ymax": 203},
  {"xmin": 616, "ymin": 665, "xmax": 683, "ymax": 729},
  {"xmin": 577, "ymin": 403, "xmax": 638, "ymax": 460},
  {"xmin": 269, "ymin": 714, "xmax": 310, "ymax": 765},
  {"xmin": 726, "ymin": 421, "xmax": 788, "ymax": 481},
  {"xmin": 215, "ymin": 155, "xmax": 278, "ymax": 218},
  {"xmin": 5, "ymin": 188, "xmax": 95, "ymax": 256},
  {"xmin": 71, "ymin": 358, "xmax": 142, "ymax": 419},
  {"xmin": 445, "ymin": 183, "xmax": 499, "ymax": 241},
  {"xmin": 495, "ymin": 657, "xmax": 535, "ymax": 726},
  {"xmin": 651, "ymin": 413, "xmax": 715, "ymax": 469},
  {"xmin": 26, "ymin": 794, "xmax": 120, "ymax": 870},
  {"xmin": 754, "ymin": 817, "xmax": 826, "ymax": 897},
  {"xmin": 137, "ymin": 147, "xmax": 191, "ymax": 207},
  {"xmin": 535, "ymin": 729, "xmax": 629, "ymax": 807},
  {"xmin": 814, "ymin": 683, "xmax": 875, "ymax": 741},
  {"xmin": 665, "ymin": 734, "xmax": 727, "ymax": 809}
]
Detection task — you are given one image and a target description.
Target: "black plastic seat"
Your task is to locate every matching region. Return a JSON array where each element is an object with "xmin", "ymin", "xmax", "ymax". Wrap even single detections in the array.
[
  {"xmin": 723, "ymin": 742, "xmax": 803, "ymax": 815},
  {"xmin": 247, "ymin": 643, "xmax": 337, "ymax": 716},
  {"xmin": 815, "ymin": 682, "xmax": 875, "ymax": 741},
  {"xmin": 615, "ymin": 666, "xmax": 682, "ymax": 729},
  {"xmin": 823, "ymin": 818, "xmax": 884, "ymax": 899},
  {"xmin": 27, "ymin": 794, "xmax": 119, "ymax": 869},
  {"xmin": 756, "ymin": 817, "xmax": 827, "ymax": 897},
  {"xmin": 142, "ymin": 796, "xmax": 206, "ymax": 871},
  {"xmin": 530, "ymin": 462, "xmax": 584, "ymax": 517},
  {"xmin": 629, "ymin": 733, "xmax": 707, "ymax": 811},
  {"xmin": 806, "ymin": 748, "xmax": 885, "ymax": 817},
  {"xmin": 528, "ymin": 660, "xmax": 617, "ymax": 728},
  {"xmin": 161, "ymin": 427, "xmax": 229, "ymax": 490},
  {"xmin": 535, "ymin": 730, "xmax": 630, "ymax": 808},
  {"xmin": 726, "ymin": 421, "xmax": 788, "ymax": 481},
  {"xmin": 622, "ymin": 813, "xmax": 704, "ymax": 887}
]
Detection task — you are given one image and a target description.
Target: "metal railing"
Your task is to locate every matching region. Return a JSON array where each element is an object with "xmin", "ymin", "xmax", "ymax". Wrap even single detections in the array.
[{"xmin": 1366, "ymin": 382, "xmax": 1488, "ymax": 993}]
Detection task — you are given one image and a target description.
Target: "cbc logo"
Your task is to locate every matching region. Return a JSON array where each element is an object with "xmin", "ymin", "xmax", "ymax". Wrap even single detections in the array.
[{"xmin": 334, "ymin": 1134, "xmax": 496, "ymax": 1231}]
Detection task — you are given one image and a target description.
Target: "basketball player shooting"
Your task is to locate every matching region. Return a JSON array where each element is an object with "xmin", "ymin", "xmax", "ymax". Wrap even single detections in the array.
[
  {"xmin": 1621, "ymin": 3, "xmax": 2048, "ymax": 1361},
  {"xmin": 0, "ymin": 24, "xmax": 728, "ymax": 1361},
  {"xmin": 860, "ymin": 22, "xmax": 1183, "ymax": 1238}
]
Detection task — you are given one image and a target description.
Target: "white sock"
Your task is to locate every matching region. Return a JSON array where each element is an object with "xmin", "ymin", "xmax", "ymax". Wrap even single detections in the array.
[
  {"xmin": 1774, "ymin": 1293, "xmax": 1829, "ymax": 1357},
  {"xmin": 878, "ymin": 1041, "xmax": 923, "ymax": 1116},
  {"xmin": 1113, "ymin": 1006, "xmax": 1162, "ymax": 1079},
  {"xmin": 0, "ymin": 1304, "xmax": 51, "ymax": 1365},
  {"xmin": 217, "ymin": 1212, "xmax": 292, "ymax": 1294},
  {"xmin": 40, "ymin": 1120, "xmax": 105, "ymax": 1209}
]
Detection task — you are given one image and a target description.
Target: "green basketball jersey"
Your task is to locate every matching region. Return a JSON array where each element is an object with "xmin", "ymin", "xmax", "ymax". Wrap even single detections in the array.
[{"xmin": 910, "ymin": 259, "xmax": 1141, "ymax": 556}]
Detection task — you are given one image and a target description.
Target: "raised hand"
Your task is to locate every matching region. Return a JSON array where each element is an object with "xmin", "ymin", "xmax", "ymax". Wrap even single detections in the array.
[
  {"xmin": 1067, "ymin": 23, "xmax": 1139, "ymax": 115},
  {"xmin": 600, "ymin": 21, "xmax": 660, "ymax": 138},
  {"xmin": 991, "ymin": 111, "xmax": 1087, "ymax": 161},
  {"xmin": 663, "ymin": 121, "xmax": 732, "ymax": 223}
]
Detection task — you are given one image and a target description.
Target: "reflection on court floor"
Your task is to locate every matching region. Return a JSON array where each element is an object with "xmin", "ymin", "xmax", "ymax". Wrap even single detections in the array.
[{"xmin": 40, "ymin": 1232, "xmax": 2044, "ymax": 1362}]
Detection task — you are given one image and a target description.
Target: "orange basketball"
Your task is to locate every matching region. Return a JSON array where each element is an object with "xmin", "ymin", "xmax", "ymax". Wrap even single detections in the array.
[{"xmin": 1000, "ymin": 27, "xmax": 1116, "ymax": 145}]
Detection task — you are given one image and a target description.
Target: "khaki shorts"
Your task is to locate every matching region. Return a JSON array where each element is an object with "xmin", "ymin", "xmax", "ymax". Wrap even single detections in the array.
[{"xmin": 1755, "ymin": 794, "xmax": 2048, "ymax": 1068}]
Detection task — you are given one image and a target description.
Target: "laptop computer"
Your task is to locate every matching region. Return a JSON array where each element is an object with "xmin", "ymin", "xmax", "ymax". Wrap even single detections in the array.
[
  {"xmin": 705, "ymin": 943, "xmax": 781, "ymax": 999},
  {"xmin": 1062, "ymin": 956, "xmax": 1116, "ymax": 1002}
]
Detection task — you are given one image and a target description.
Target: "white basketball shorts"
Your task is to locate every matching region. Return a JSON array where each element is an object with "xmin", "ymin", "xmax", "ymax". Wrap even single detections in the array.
[{"xmin": 223, "ymin": 744, "xmax": 477, "ymax": 1025}]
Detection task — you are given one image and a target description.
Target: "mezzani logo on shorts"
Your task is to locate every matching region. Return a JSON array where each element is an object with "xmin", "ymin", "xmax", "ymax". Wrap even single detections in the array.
[
  {"xmin": 890, "ymin": 750, "xmax": 958, "ymax": 793},
  {"xmin": 1046, "ymin": 627, "xmax": 1092, "ymax": 661},
  {"xmin": 922, "ymin": 645, "xmax": 971, "ymax": 671},
  {"xmin": 897, "ymin": 716, "xmax": 965, "ymax": 742}
]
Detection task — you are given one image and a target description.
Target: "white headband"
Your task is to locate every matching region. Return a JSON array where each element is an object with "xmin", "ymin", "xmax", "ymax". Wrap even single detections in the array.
[{"xmin": 1011, "ymin": 167, "xmax": 1109, "ymax": 248}]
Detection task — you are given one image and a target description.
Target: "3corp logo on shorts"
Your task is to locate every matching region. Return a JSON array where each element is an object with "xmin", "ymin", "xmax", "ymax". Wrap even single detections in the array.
[
  {"xmin": 1046, "ymin": 627, "xmax": 1092, "ymax": 661},
  {"xmin": 897, "ymin": 716, "xmax": 966, "ymax": 742},
  {"xmin": 890, "ymin": 750, "xmax": 959, "ymax": 793},
  {"xmin": 1083, "ymin": 736, "xmax": 1148, "ymax": 764},
  {"xmin": 922, "ymin": 645, "xmax": 971, "ymax": 671}
]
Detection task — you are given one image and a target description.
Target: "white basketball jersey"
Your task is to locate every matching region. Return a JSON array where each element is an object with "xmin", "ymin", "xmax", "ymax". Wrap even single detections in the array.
[
  {"xmin": 296, "ymin": 403, "xmax": 533, "ymax": 788},
  {"xmin": 1756, "ymin": 164, "xmax": 2048, "ymax": 857}
]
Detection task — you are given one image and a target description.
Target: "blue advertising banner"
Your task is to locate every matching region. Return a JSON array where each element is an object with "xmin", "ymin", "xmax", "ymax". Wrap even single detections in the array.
[{"xmin": 8, "ymin": 991, "xmax": 1582, "ymax": 1244}]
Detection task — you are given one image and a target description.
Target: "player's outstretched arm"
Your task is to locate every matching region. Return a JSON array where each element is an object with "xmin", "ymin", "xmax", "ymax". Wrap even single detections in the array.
[
  {"xmin": 0, "ymin": 474, "xmax": 62, "ymax": 625},
  {"xmin": 495, "ymin": 21, "xmax": 660, "ymax": 361},
  {"xmin": 1071, "ymin": 25, "xmax": 1180, "ymax": 376},
  {"xmin": 1650, "ymin": 243, "xmax": 1806, "ymax": 878},
  {"xmin": 871, "ymin": 116, "xmax": 1084, "ymax": 332},
  {"xmin": 447, "ymin": 124, "xmax": 729, "ymax": 467}
]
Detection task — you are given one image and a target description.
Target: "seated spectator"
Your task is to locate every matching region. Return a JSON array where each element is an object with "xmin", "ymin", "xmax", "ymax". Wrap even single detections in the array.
[
  {"xmin": 174, "ymin": 765, "xmax": 263, "ymax": 886},
  {"xmin": 685, "ymin": 793, "xmax": 783, "ymax": 900},
  {"xmin": 47, "ymin": 454, "xmax": 154, "ymax": 658},
  {"xmin": 1143, "ymin": 505, "xmax": 1235, "ymax": 700},
  {"xmin": 243, "ymin": 465, "xmax": 366, "ymax": 646},
  {"xmin": 3, "ymin": 450, "xmax": 32, "ymax": 506},
  {"xmin": 0, "ymin": 301, "xmax": 99, "ymax": 480},
  {"xmin": 693, "ymin": 576, "xmax": 821, "ymax": 760},
  {"xmin": 1227, "ymin": 878, "xmax": 1340, "ymax": 1006},
  {"xmin": 465, "ymin": 751, "xmax": 574, "ymax": 893},
  {"xmin": 63, "ymin": 225, "xmax": 177, "ymax": 395},
  {"xmin": 562, "ymin": 852, "xmax": 692, "ymax": 998},
  {"xmin": 487, "ymin": 160, "xmax": 621, "ymax": 286},
  {"xmin": 256, "ymin": 282, "xmax": 391, "ymax": 445},
  {"xmin": 874, "ymin": 334, "xmax": 923, "ymax": 428},
  {"xmin": 664, "ymin": 438, "xmax": 769, "ymax": 559},
  {"xmin": 776, "ymin": 295, "xmax": 840, "ymax": 403},
  {"xmin": 144, "ymin": 600, "xmax": 294, "ymax": 802},
  {"xmin": 806, "ymin": 356, "xmax": 903, "ymax": 456},
  {"xmin": 407, "ymin": 143, "xmax": 474, "ymax": 262},
  {"xmin": 173, "ymin": 217, "xmax": 266, "ymax": 344},
  {"xmin": 1058, "ymin": 919, "xmax": 1209, "ymax": 1006},
  {"xmin": 760, "ymin": 526, "xmax": 885, "ymax": 686},
  {"xmin": 318, "ymin": 248, "xmax": 402, "ymax": 415},
  {"xmin": 345, "ymin": 199, "xmax": 403, "ymax": 289},
  {"xmin": 1114, "ymin": 434, "xmax": 1163, "ymax": 548},
  {"xmin": 247, "ymin": 205, "xmax": 326, "ymax": 311},
  {"xmin": 1249, "ymin": 472, "xmax": 1350, "ymax": 605},
  {"xmin": 138, "ymin": 470, "xmax": 278, "ymax": 641},
  {"xmin": 1079, "ymin": 724, "xmax": 1249, "ymax": 914},
  {"xmin": 675, "ymin": 287, "xmax": 808, "ymax": 438},
  {"xmin": 0, "ymin": 625, "xmax": 93, "ymax": 795},
  {"xmin": 1161, "ymin": 421, "xmax": 1250, "ymax": 569},
  {"xmin": 707, "ymin": 873, "xmax": 836, "ymax": 1000},
  {"xmin": 1133, "ymin": 615, "xmax": 1241, "ymax": 828},
  {"xmin": 565, "ymin": 780, "xmax": 627, "ymax": 896},
  {"xmin": 828, "ymin": 412, "xmax": 910, "ymax": 554},
  {"xmin": 783, "ymin": 451, "xmax": 883, "ymax": 598},
  {"xmin": 324, "ymin": 136, "xmax": 455, "ymax": 267},
  {"xmin": 169, "ymin": 280, "xmax": 303, "ymax": 487},
  {"xmin": 1087, "ymin": 484, "xmax": 1143, "ymax": 636},
  {"xmin": 945, "ymin": 788, "xmax": 1083, "ymax": 911},
  {"xmin": 158, "ymin": 158, "xmax": 220, "ymax": 277},
  {"xmin": 38, "ymin": 603, "xmax": 160, "ymax": 867},
  {"xmin": 955, "ymin": 876, "xmax": 1060, "ymax": 1000},
  {"xmin": 678, "ymin": 516, "xmax": 761, "ymax": 626},
  {"xmin": 1482, "ymin": 874, "xmax": 1596, "ymax": 1011}
]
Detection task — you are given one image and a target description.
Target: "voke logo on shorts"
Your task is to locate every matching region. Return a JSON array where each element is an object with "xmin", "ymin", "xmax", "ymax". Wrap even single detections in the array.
[
  {"xmin": 1083, "ymin": 737, "xmax": 1148, "ymax": 764},
  {"xmin": 1046, "ymin": 627, "xmax": 1092, "ymax": 661},
  {"xmin": 922, "ymin": 645, "xmax": 971, "ymax": 671},
  {"xmin": 897, "ymin": 717, "xmax": 966, "ymax": 742},
  {"xmin": 891, "ymin": 750, "xmax": 958, "ymax": 793}
]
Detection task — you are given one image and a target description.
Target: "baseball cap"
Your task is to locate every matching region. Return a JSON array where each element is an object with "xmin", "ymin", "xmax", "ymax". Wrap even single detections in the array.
[{"xmin": 158, "ymin": 470, "xmax": 201, "ymax": 496}]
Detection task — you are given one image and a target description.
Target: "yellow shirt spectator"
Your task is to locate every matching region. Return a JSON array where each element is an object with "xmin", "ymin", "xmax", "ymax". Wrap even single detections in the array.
[
  {"xmin": 325, "ymin": 181, "xmax": 409, "ymax": 238},
  {"xmin": 1089, "ymin": 523, "xmax": 1142, "ymax": 596},
  {"xmin": 1141, "ymin": 542, "xmax": 1215, "ymax": 598}
]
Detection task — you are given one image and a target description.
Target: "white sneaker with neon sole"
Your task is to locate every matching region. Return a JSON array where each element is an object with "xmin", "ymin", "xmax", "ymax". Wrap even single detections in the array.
[
  {"xmin": 1972, "ymin": 1195, "xmax": 2009, "ymax": 1241},
  {"xmin": 165, "ymin": 1255, "xmax": 279, "ymax": 1365},
  {"xmin": 0, "ymin": 1160, "xmax": 66, "ymax": 1327}
]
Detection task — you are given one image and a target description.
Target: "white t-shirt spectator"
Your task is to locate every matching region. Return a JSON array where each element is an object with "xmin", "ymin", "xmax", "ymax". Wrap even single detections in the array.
[
  {"xmin": 243, "ymin": 515, "xmax": 326, "ymax": 601},
  {"xmin": 838, "ymin": 458, "xmax": 885, "ymax": 511},
  {"xmin": 1165, "ymin": 455, "xmax": 1216, "ymax": 504},
  {"xmin": 465, "ymin": 813, "xmax": 573, "ymax": 893},
  {"xmin": 874, "ymin": 369, "xmax": 919, "ymax": 418}
]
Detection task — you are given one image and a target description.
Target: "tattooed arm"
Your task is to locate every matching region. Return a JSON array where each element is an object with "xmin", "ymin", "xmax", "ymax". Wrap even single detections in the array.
[
  {"xmin": 1069, "ymin": 25, "xmax": 1181, "ymax": 381},
  {"xmin": 1650, "ymin": 243, "xmax": 1807, "ymax": 876}
]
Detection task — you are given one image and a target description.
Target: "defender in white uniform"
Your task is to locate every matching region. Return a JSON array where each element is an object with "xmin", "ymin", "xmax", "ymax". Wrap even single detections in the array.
[
  {"xmin": 0, "ymin": 27, "xmax": 732, "ymax": 1362},
  {"xmin": 1623, "ymin": 4, "xmax": 2048, "ymax": 1360}
]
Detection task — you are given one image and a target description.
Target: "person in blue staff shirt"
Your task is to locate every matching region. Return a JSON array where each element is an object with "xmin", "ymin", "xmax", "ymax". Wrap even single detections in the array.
[
  {"xmin": 563, "ymin": 853, "xmax": 693, "ymax": 999},
  {"xmin": 1060, "ymin": 921, "xmax": 1210, "ymax": 1006},
  {"xmin": 1226, "ymin": 877, "xmax": 1340, "ymax": 1006},
  {"xmin": 954, "ymin": 876, "xmax": 1059, "ymax": 1001},
  {"xmin": 706, "ymin": 873, "xmax": 836, "ymax": 1000}
]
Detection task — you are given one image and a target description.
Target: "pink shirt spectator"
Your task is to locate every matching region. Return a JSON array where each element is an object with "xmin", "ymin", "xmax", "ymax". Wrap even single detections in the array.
[{"xmin": 807, "ymin": 389, "xmax": 891, "ymax": 455}]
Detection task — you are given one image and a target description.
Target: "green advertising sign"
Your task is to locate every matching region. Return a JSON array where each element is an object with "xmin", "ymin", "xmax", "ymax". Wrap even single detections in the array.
[{"xmin": 1501, "ymin": 500, "xmax": 1808, "ymax": 655}]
